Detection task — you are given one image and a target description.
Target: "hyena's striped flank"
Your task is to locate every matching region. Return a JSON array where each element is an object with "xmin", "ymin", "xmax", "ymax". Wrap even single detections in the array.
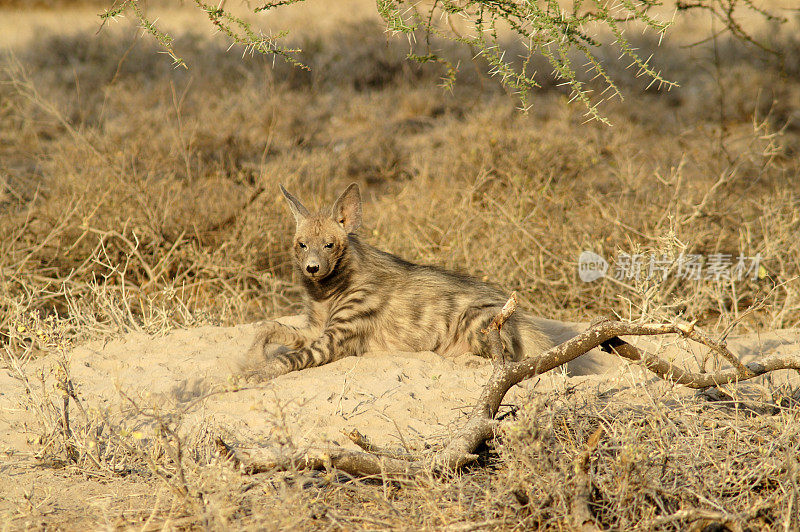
[{"xmin": 240, "ymin": 183, "xmax": 589, "ymax": 381}]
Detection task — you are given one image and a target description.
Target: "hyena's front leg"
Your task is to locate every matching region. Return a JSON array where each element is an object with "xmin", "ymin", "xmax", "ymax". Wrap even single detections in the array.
[
  {"xmin": 260, "ymin": 323, "xmax": 369, "ymax": 377},
  {"xmin": 242, "ymin": 292, "xmax": 379, "ymax": 380}
]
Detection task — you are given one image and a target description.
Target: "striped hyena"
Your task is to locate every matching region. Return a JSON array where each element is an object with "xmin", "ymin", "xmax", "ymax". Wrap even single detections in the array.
[{"xmin": 240, "ymin": 183, "xmax": 601, "ymax": 380}]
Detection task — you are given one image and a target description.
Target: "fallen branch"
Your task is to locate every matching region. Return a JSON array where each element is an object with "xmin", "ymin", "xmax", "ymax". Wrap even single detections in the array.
[
  {"xmin": 649, "ymin": 508, "xmax": 738, "ymax": 528},
  {"xmin": 346, "ymin": 429, "xmax": 420, "ymax": 461},
  {"xmin": 213, "ymin": 436, "xmax": 426, "ymax": 477},
  {"xmin": 218, "ymin": 298, "xmax": 800, "ymax": 479},
  {"xmin": 601, "ymin": 334, "xmax": 800, "ymax": 388}
]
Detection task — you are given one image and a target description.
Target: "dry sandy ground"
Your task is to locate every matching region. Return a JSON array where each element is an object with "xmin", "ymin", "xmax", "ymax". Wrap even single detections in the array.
[
  {"xmin": 0, "ymin": 317, "xmax": 612, "ymax": 458},
  {"xmin": 1, "ymin": 319, "xmax": 799, "ymax": 526}
]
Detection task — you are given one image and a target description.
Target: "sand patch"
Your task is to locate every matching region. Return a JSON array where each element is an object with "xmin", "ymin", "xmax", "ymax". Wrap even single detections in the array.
[{"xmin": 2, "ymin": 321, "xmax": 799, "ymax": 460}]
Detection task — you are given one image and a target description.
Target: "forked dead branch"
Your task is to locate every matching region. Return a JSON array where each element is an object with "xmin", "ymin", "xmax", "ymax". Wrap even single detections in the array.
[{"xmin": 217, "ymin": 293, "xmax": 800, "ymax": 480}]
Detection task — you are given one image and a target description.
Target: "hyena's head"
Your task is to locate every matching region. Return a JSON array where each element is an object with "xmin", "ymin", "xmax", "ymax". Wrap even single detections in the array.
[{"xmin": 279, "ymin": 183, "xmax": 362, "ymax": 282}]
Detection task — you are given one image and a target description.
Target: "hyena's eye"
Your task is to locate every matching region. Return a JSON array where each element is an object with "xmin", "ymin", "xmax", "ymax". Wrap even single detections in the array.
[
  {"xmin": 324, "ymin": 242, "xmax": 334, "ymax": 249},
  {"xmin": 298, "ymin": 242, "xmax": 307, "ymax": 249}
]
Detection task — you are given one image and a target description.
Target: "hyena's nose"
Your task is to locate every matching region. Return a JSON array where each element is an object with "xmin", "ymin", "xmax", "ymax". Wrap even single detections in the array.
[{"xmin": 306, "ymin": 264, "xmax": 319, "ymax": 274}]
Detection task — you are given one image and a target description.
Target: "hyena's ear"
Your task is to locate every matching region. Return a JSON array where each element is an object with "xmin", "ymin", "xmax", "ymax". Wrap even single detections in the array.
[
  {"xmin": 279, "ymin": 184, "xmax": 310, "ymax": 225},
  {"xmin": 331, "ymin": 183, "xmax": 362, "ymax": 233}
]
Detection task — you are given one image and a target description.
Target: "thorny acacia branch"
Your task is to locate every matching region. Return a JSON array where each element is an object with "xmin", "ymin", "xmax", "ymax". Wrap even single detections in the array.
[{"xmin": 102, "ymin": 0, "xmax": 786, "ymax": 123}]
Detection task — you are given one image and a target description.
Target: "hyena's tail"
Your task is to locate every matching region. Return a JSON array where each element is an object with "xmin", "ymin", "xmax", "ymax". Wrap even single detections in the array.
[{"xmin": 526, "ymin": 316, "xmax": 619, "ymax": 376}]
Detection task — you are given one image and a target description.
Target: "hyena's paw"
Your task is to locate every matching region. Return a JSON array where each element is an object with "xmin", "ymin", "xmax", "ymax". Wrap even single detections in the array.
[
  {"xmin": 254, "ymin": 321, "xmax": 307, "ymax": 349},
  {"xmin": 235, "ymin": 329, "xmax": 295, "ymax": 382},
  {"xmin": 235, "ymin": 344, "xmax": 293, "ymax": 382}
]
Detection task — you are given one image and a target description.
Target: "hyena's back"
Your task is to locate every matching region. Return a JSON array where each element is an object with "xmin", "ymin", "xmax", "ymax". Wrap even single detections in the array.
[{"xmin": 344, "ymin": 245, "xmax": 552, "ymax": 359}]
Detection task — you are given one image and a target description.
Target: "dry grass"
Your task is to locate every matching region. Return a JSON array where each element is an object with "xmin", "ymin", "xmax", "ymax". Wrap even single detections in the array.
[
  {"xmin": 1, "ymin": 1, "xmax": 800, "ymax": 529},
  {"xmin": 498, "ymin": 384, "xmax": 800, "ymax": 530}
]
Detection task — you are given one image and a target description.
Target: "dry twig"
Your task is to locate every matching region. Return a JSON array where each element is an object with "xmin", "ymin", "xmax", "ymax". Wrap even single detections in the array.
[{"xmin": 571, "ymin": 426, "xmax": 605, "ymax": 532}]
